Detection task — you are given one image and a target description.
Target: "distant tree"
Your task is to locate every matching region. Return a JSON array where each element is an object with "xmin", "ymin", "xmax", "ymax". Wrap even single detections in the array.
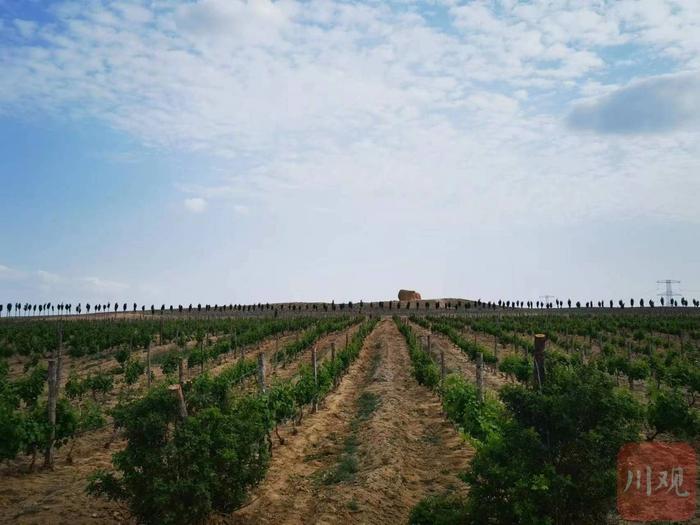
[
  {"xmin": 567, "ymin": 299, "xmax": 572, "ymax": 308},
  {"xmin": 630, "ymin": 298, "xmax": 635, "ymax": 308},
  {"xmin": 639, "ymin": 298, "xmax": 644, "ymax": 307},
  {"xmin": 609, "ymin": 300, "xmax": 613, "ymax": 308},
  {"xmin": 660, "ymin": 297, "xmax": 665, "ymax": 306}
]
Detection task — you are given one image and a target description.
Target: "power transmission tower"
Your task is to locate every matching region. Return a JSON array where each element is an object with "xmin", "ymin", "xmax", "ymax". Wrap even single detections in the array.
[
  {"xmin": 539, "ymin": 295, "xmax": 556, "ymax": 305},
  {"xmin": 656, "ymin": 280, "xmax": 681, "ymax": 305}
]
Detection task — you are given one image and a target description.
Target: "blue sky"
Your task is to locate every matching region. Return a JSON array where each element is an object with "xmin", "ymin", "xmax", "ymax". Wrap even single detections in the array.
[{"xmin": 1, "ymin": 0, "xmax": 699, "ymax": 305}]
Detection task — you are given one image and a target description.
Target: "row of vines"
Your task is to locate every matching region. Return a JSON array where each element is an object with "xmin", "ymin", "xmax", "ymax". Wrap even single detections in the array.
[
  {"xmin": 86, "ymin": 316, "xmax": 378, "ymax": 524},
  {"xmin": 0, "ymin": 315, "xmax": 350, "ymax": 474},
  {"xmin": 395, "ymin": 316, "xmax": 699, "ymax": 524}
]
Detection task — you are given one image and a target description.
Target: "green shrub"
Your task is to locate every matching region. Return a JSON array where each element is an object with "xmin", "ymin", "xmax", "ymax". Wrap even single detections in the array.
[{"xmin": 409, "ymin": 493, "xmax": 469, "ymax": 525}]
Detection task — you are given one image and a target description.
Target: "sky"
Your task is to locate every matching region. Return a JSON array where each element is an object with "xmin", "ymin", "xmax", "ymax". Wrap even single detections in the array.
[{"xmin": 0, "ymin": 0, "xmax": 699, "ymax": 306}]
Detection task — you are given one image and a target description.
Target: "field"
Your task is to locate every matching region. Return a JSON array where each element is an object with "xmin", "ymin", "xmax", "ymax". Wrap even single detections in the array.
[{"xmin": 0, "ymin": 301, "xmax": 698, "ymax": 524}]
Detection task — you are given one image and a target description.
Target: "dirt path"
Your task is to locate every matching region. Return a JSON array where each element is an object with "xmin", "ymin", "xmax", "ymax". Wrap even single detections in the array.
[
  {"xmin": 408, "ymin": 320, "xmax": 507, "ymax": 391},
  {"xmin": 227, "ymin": 318, "xmax": 472, "ymax": 525}
]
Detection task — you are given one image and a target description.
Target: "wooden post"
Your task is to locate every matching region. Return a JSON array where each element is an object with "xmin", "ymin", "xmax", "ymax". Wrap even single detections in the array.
[
  {"xmin": 440, "ymin": 349, "xmax": 446, "ymax": 384},
  {"xmin": 331, "ymin": 343, "xmax": 338, "ymax": 388},
  {"xmin": 312, "ymin": 346, "xmax": 318, "ymax": 412},
  {"xmin": 45, "ymin": 357, "xmax": 57, "ymax": 469},
  {"xmin": 257, "ymin": 353, "xmax": 266, "ymax": 393},
  {"xmin": 274, "ymin": 336, "xmax": 280, "ymax": 368},
  {"xmin": 178, "ymin": 358, "xmax": 184, "ymax": 386},
  {"xmin": 168, "ymin": 384, "xmax": 188, "ymax": 420},
  {"xmin": 44, "ymin": 322, "xmax": 63, "ymax": 469},
  {"xmin": 56, "ymin": 322, "xmax": 63, "ymax": 393},
  {"xmin": 146, "ymin": 344, "xmax": 152, "ymax": 388},
  {"xmin": 533, "ymin": 334, "xmax": 546, "ymax": 390},
  {"xmin": 476, "ymin": 353, "xmax": 484, "ymax": 403}
]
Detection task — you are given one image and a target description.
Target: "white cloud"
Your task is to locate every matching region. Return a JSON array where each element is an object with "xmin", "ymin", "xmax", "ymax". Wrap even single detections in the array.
[
  {"xmin": 82, "ymin": 276, "xmax": 129, "ymax": 294},
  {"xmin": 37, "ymin": 270, "xmax": 63, "ymax": 284},
  {"xmin": 0, "ymin": 0, "xmax": 699, "ymax": 234},
  {"xmin": 175, "ymin": 0, "xmax": 293, "ymax": 44},
  {"xmin": 13, "ymin": 19, "xmax": 37, "ymax": 39},
  {"xmin": 0, "ymin": 264, "xmax": 24, "ymax": 280},
  {"xmin": 0, "ymin": 263, "xmax": 130, "ymax": 302},
  {"xmin": 184, "ymin": 197, "xmax": 208, "ymax": 213},
  {"xmin": 113, "ymin": 2, "xmax": 153, "ymax": 24}
]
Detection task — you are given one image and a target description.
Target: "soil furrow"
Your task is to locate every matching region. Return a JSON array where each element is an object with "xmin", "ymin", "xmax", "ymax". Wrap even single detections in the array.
[{"xmin": 228, "ymin": 318, "xmax": 473, "ymax": 525}]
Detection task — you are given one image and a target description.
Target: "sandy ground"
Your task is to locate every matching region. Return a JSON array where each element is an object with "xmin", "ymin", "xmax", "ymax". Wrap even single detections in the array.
[{"xmin": 226, "ymin": 318, "xmax": 472, "ymax": 525}]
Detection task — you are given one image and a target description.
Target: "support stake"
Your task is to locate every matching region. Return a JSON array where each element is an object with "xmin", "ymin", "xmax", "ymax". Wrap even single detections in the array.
[
  {"xmin": 476, "ymin": 353, "xmax": 484, "ymax": 403},
  {"xmin": 257, "ymin": 353, "xmax": 266, "ymax": 393},
  {"xmin": 533, "ymin": 334, "xmax": 546, "ymax": 390}
]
